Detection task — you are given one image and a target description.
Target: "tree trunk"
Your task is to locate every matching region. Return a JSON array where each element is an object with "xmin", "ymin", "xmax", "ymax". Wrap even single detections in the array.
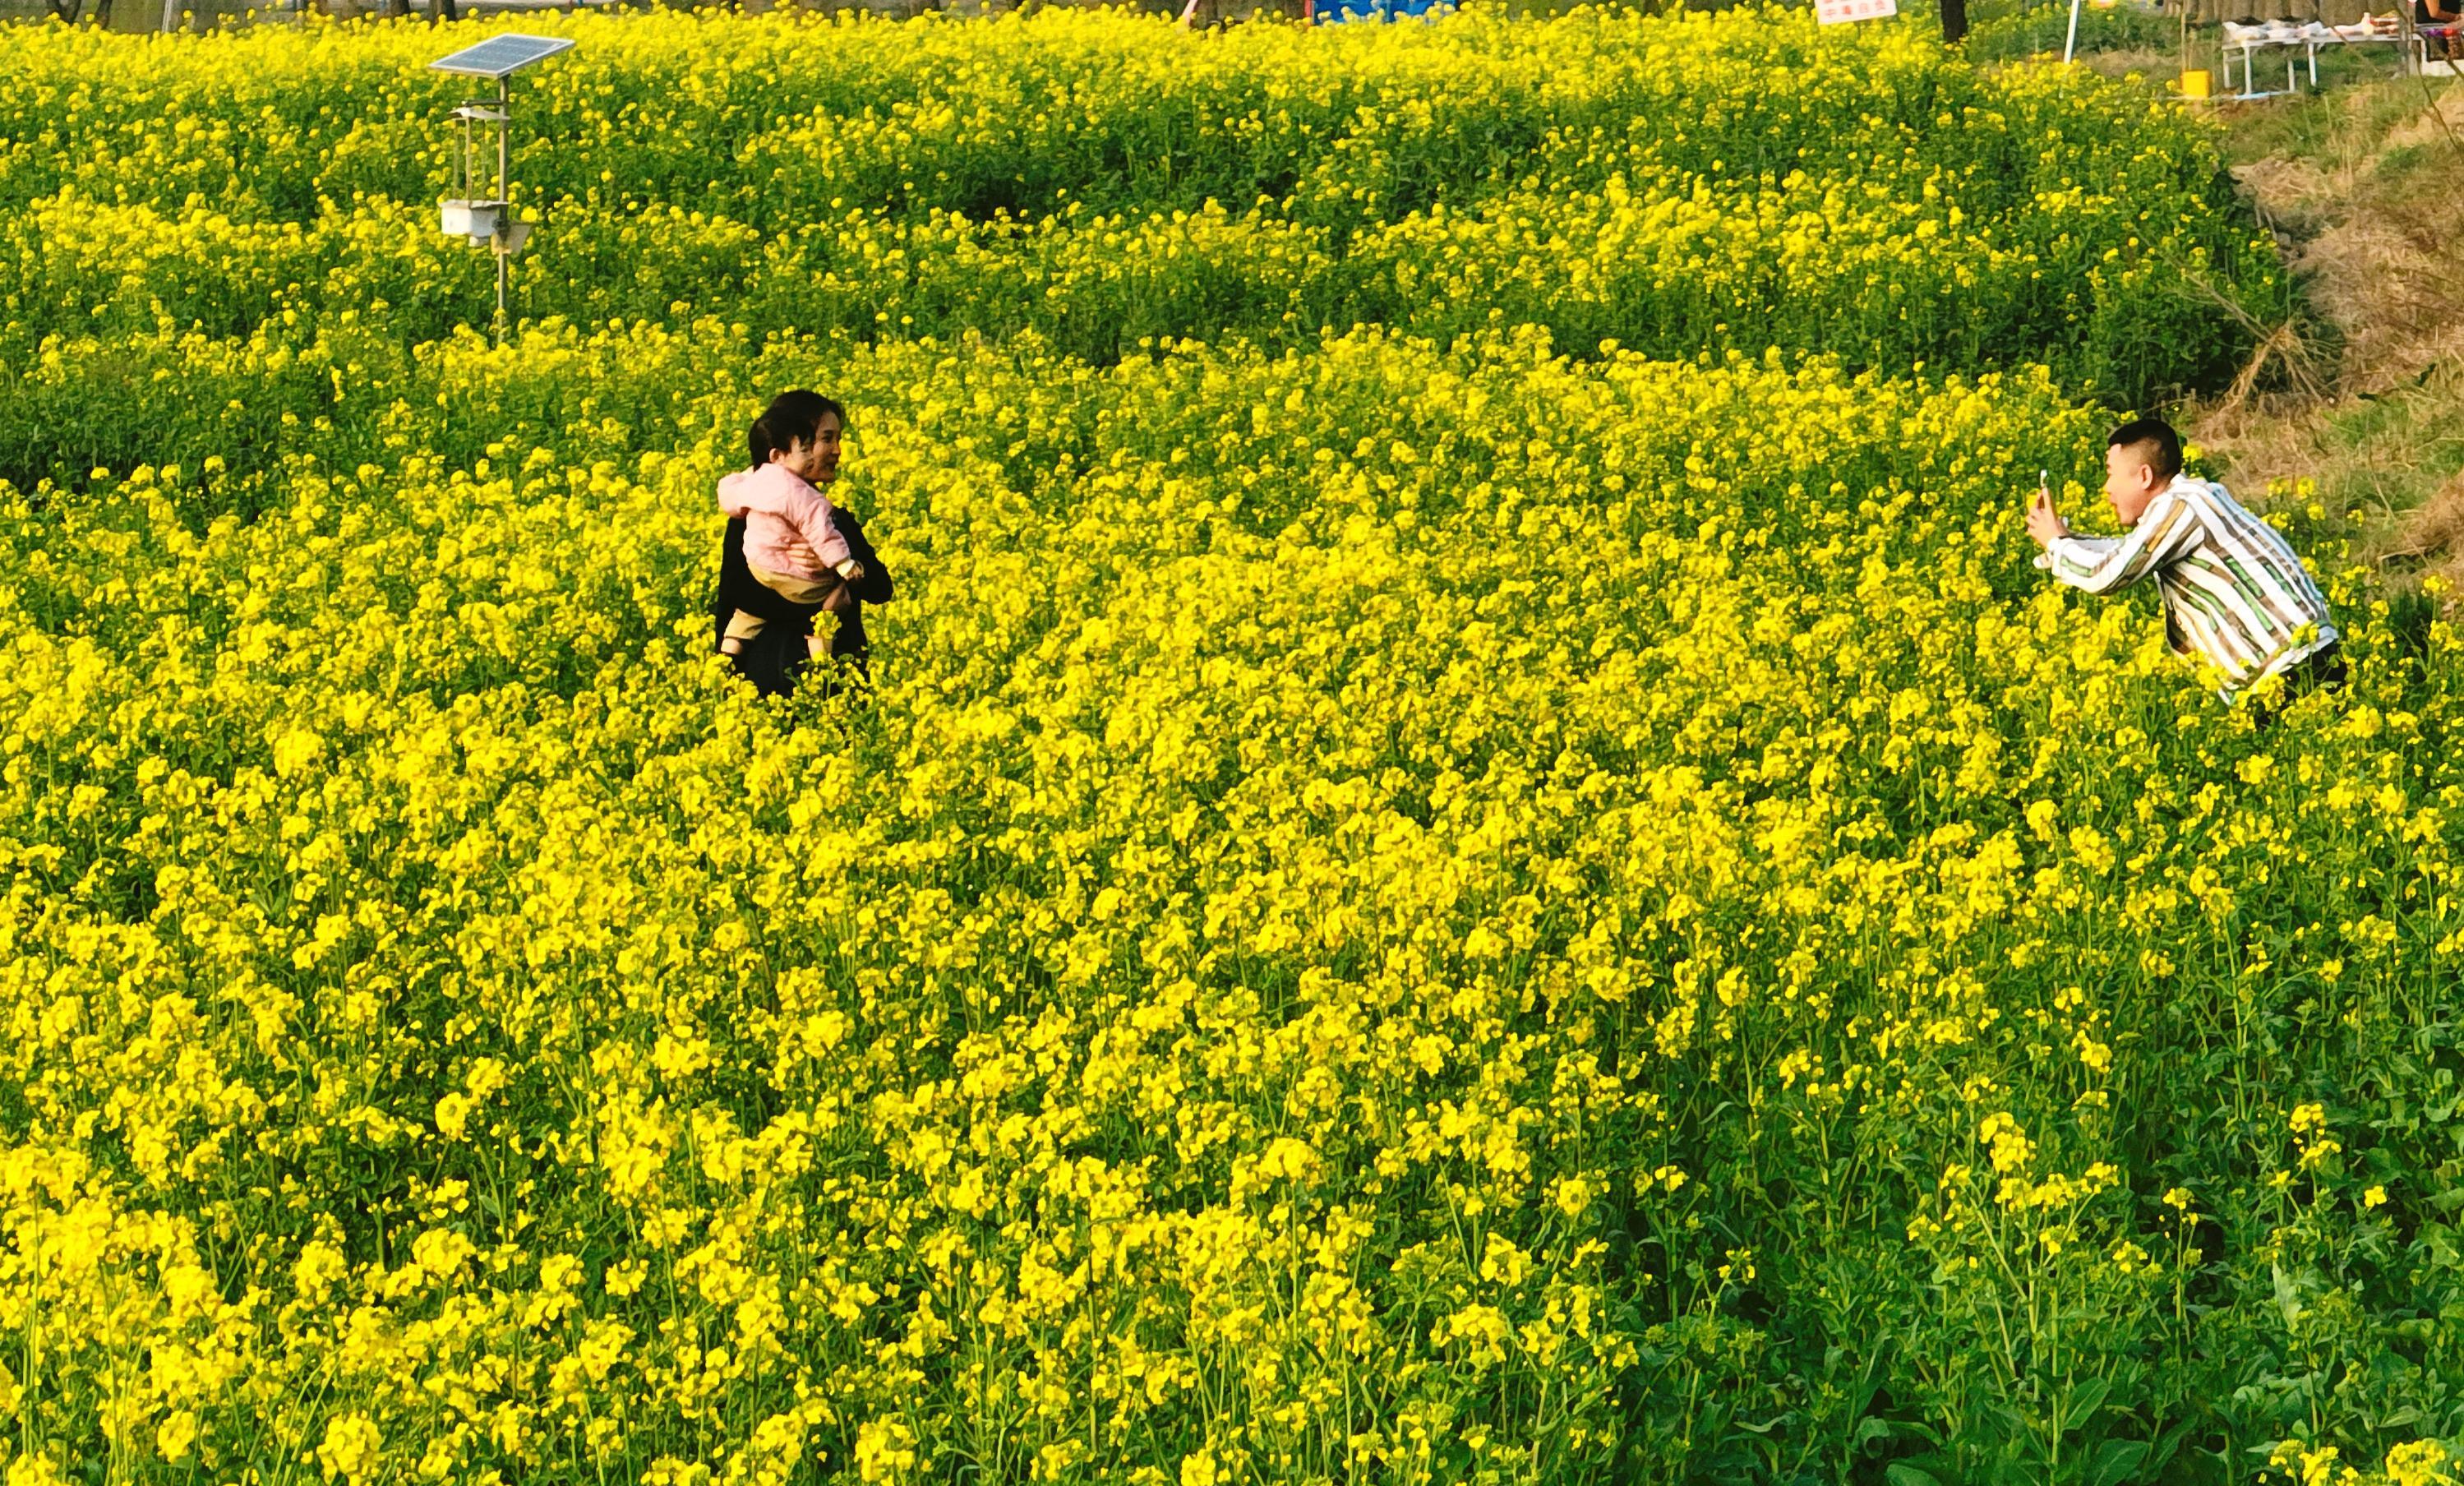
[
  {"xmin": 1940, "ymin": 0, "xmax": 1968, "ymax": 42},
  {"xmin": 430, "ymin": 0, "xmax": 456, "ymax": 24}
]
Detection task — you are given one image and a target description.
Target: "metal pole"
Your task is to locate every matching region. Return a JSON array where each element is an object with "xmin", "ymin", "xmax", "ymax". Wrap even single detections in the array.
[
  {"xmin": 2063, "ymin": 0, "xmax": 2083, "ymax": 62},
  {"xmin": 496, "ymin": 76, "xmax": 510, "ymax": 203},
  {"xmin": 495, "ymin": 74, "xmax": 510, "ymax": 346}
]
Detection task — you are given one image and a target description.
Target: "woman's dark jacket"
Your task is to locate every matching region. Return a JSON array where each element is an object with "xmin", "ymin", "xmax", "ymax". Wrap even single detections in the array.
[{"xmin": 709, "ymin": 508, "xmax": 893, "ymax": 698}]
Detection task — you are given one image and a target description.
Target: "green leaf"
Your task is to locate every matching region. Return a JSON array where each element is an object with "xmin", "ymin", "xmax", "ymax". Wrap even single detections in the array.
[
  {"xmin": 2063, "ymin": 1375, "xmax": 2113, "ymax": 1433},
  {"xmin": 2089, "ymin": 1438, "xmax": 2151, "ymax": 1486}
]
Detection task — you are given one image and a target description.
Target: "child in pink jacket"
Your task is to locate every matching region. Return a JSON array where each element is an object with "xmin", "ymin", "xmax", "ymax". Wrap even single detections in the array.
[{"xmin": 718, "ymin": 397, "xmax": 866, "ymax": 659}]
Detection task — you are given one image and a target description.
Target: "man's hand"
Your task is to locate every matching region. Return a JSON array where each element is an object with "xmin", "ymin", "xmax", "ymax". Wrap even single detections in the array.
[{"xmin": 2025, "ymin": 488, "xmax": 2069, "ymax": 550}]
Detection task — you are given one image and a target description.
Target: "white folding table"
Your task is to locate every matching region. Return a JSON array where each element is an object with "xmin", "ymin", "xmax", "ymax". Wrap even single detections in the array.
[
  {"xmin": 2221, "ymin": 32, "xmax": 2305, "ymax": 97},
  {"xmin": 2224, "ymin": 28, "xmax": 2425, "ymax": 99}
]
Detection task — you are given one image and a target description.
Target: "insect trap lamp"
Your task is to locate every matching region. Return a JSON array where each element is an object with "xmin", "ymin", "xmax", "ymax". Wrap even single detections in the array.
[{"xmin": 428, "ymin": 34, "xmax": 574, "ymax": 341}]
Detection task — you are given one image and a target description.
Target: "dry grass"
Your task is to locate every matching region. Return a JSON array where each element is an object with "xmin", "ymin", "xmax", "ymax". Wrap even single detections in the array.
[
  {"xmin": 2383, "ymin": 476, "xmax": 2464, "ymax": 593},
  {"xmin": 2185, "ymin": 75, "xmax": 2464, "ymax": 595},
  {"xmin": 2222, "ymin": 127, "xmax": 2464, "ymax": 390}
]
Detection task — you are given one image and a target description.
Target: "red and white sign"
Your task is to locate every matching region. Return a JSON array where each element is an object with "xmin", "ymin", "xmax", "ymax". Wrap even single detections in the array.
[{"xmin": 1818, "ymin": 0, "xmax": 1896, "ymax": 23}]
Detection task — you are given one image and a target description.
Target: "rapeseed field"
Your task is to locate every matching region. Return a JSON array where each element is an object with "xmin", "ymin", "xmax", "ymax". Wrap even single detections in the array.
[{"xmin": 2, "ymin": 9, "xmax": 2457, "ymax": 1484}]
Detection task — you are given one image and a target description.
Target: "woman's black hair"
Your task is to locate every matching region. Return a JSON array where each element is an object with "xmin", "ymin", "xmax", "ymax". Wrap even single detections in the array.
[{"xmin": 748, "ymin": 390, "xmax": 847, "ymax": 467}]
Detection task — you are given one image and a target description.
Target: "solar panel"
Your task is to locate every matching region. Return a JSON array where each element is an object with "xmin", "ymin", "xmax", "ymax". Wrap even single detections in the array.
[{"xmin": 427, "ymin": 34, "xmax": 574, "ymax": 80}]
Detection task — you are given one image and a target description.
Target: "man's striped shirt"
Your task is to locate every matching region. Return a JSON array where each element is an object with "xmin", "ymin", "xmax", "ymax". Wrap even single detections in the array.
[{"xmin": 2042, "ymin": 474, "xmax": 2335, "ymax": 690}]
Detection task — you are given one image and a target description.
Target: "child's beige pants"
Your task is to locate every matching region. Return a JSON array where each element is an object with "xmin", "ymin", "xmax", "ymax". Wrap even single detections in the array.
[{"xmin": 722, "ymin": 564, "xmax": 846, "ymax": 648}]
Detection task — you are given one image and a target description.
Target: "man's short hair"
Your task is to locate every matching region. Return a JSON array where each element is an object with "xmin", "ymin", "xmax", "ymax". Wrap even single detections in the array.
[{"xmin": 2106, "ymin": 417, "xmax": 2183, "ymax": 481}]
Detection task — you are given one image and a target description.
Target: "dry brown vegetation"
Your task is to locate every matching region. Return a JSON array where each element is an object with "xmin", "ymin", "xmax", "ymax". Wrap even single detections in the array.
[{"xmin": 2187, "ymin": 74, "xmax": 2464, "ymax": 593}]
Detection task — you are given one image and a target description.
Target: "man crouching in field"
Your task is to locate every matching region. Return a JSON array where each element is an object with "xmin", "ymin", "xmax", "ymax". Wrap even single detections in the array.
[{"xmin": 2025, "ymin": 417, "xmax": 2342, "ymax": 708}]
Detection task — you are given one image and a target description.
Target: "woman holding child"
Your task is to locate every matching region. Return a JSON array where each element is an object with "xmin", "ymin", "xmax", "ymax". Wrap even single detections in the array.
[{"xmin": 708, "ymin": 390, "xmax": 893, "ymax": 697}]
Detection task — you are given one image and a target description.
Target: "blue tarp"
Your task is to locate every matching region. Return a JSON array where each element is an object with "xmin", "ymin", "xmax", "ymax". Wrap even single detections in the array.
[{"xmin": 1315, "ymin": 0, "xmax": 1447, "ymax": 22}]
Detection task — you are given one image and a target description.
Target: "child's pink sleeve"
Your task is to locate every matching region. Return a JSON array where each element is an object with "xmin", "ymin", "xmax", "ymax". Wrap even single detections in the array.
[
  {"xmin": 792, "ymin": 490, "xmax": 855, "ymax": 570},
  {"xmin": 716, "ymin": 468, "xmax": 755, "ymax": 519}
]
